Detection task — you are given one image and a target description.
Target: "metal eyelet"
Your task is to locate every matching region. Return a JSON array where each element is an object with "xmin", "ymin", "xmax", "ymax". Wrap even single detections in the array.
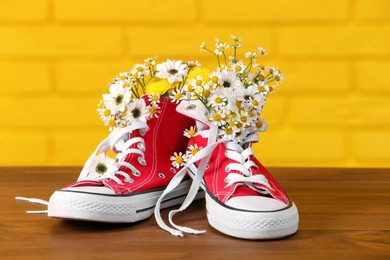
[
  {"xmin": 205, "ymin": 164, "xmax": 210, "ymax": 169},
  {"xmin": 137, "ymin": 143, "xmax": 146, "ymax": 152},
  {"xmin": 158, "ymin": 173, "xmax": 166, "ymax": 179},
  {"xmin": 225, "ymin": 166, "xmax": 230, "ymax": 172},
  {"xmin": 170, "ymin": 167, "xmax": 177, "ymax": 173},
  {"xmin": 186, "ymin": 104, "xmax": 196, "ymax": 110},
  {"xmin": 124, "ymin": 178, "xmax": 134, "ymax": 183},
  {"xmin": 138, "ymin": 157, "xmax": 146, "ymax": 166},
  {"xmin": 224, "ymin": 177, "xmax": 229, "ymax": 183},
  {"xmin": 133, "ymin": 170, "xmax": 141, "ymax": 177}
]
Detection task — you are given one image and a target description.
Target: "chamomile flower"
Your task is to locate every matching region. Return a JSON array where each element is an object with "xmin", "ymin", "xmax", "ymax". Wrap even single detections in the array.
[
  {"xmin": 207, "ymin": 88, "xmax": 228, "ymax": 110},
  {"xmin": 147, "ymin": 93, "xmax": 160, "ymax": 105},
  {"xmin": 208, "ymin": 109, "xmax": 227, "ymax": 126},
  {"xmin": 170, "ymin": 152, "xmax": 187, "ymax": 169},
  {"xmin": 187, "ymin": 144, "xmax": 202, "ymax": 158},
  {"xmin": 126, "ymin": 99, "xmax": 150, "ymax": 123},
  {"xmin": 103, "ymin": 82, "xmax": 131, "ymax": 113},
  {"xmin": 131, "ymin": 63, "xmax": 149, "ymax": 78},
  {"xmin": 170, "ymin": 88, "xmax": 184, "ymax": 103},
  {"xmin": 231, "ymin": 61, "xmax": 246, "ymax": 74},
  {"xmin": 214, "ymin": 38, "xmax": 230, "ymax": 56},
  {"xmin": 220, "ymin": 125, "xmax": 237, "ymax": 140},
  {"xmin": 183, "ymin": 126, "xmax": 197, "ymax": 138},
  {"xmin": 156, "ymin": 59, "xmax": 188, "ymax": 83},
  {"xmin": 149, "ymin": 103, "xmax": 160, "ymax": 119},
  {"xmin": 86, "ymin": 153, "xmax": 118, "ymax": 180}
]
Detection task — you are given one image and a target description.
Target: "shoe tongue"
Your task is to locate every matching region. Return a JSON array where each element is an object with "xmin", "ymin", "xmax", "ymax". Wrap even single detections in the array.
[{"xmin": 176, "ymin": 100, "xmax": 209, "ymax": 126}]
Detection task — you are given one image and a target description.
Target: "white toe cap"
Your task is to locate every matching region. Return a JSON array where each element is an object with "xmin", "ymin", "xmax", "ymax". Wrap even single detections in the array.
[{"xmin": 225, "ymin": 196, "xmax": 288, "ymax": 211}]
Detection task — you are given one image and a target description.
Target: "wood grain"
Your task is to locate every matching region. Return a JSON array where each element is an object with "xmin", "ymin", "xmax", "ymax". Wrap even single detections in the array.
[{"xmin": 1, "ymin": 167, "xmax": 390, "ymax": 259}]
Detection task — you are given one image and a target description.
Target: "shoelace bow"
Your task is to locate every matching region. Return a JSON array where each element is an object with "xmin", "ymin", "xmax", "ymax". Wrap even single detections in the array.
[
  {"xmin": 154, "ymin": 125, "xmax": 272, "ymax": 237},
  {"xmin": 16, "ymin": 121, "xmax": 149, "ymax": 213}
]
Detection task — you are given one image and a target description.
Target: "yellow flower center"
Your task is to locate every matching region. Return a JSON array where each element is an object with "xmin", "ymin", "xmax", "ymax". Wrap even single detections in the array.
[
  {"xmin": 225, "ymin": 127, "xmax": 233, "ymax": 135},
  {"xmin": 196, "ymin": 79, "xmax": 203, "ymax": 86},
  {"xmin": 175, "ymin": 156, "xmax": 184, "ymax": 164},
  {"xmin": 258, "ymin": 85, "xmax": 265, "ymax": 92},
  {"xmin": 252, "ymin": 99, "xmax": 259, "ymax": 106},
  {"xmin": 203, "ymin": 89, "xmax": 210, "ymax": 97},
  {"xmin": 103, "ymin": 109, "xmax": 111, "ymax": 117},
  {"xmin": 256, "ymin": 121, "xmax": 263, "ymax": 128},
  {"xmin": 191, "ymin": 148, "xmax": 199, "ymax": 155},
  {"xmin": 213, "ymin": 114, "xmax": 222, "ymax": 121},
  {"xmin": 108, "ymin": 119, "xmax": 116, "ymax": 127},
  {"xmin": 136, "ymin": 66, "xmax": 144, "ymax": 72},
  {"xmin": 240, "ymin": 115, "xmax": 247, "ymax": 122},
  {"xmin": 187, "ymin": 85, "xmax": 194, "ymax": 92},
  {"xmin": 150, "ymin": 106, "xmax": 157, "ymax": 115},
  {"xmin": 174, "ymin": 92, "xmax": 182, "ymax": 100},
  {"xmin": 214, "ymin": 97, "xmax": 223, "ymax": 104},
  {"xmin": 211, "ymin": 76, "xmax": 219, "ymax": 83},
  {"xmin": 234, "ymin": 66, "xmax": 242, "ymax": 72},
  {"xmin": 187, "ymin": 129, "xmax": 196, "ymax": 137}
]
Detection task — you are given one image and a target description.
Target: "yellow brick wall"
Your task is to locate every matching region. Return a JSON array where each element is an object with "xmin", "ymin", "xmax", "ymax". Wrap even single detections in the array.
[{"xmin": 1, "ymin": 0, "xmax": 389, "ymax": 168}]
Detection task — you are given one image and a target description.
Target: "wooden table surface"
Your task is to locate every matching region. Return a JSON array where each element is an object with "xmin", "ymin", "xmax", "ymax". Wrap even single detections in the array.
[{"xmin": 1, "ymin": 167, "xmax": 390, "ymax": 259}]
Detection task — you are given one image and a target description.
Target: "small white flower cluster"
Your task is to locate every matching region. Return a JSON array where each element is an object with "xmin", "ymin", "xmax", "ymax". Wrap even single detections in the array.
[
  {"xmin": 180, "ymin": 35, "xmax": 284, "ymax": 142},
  {"xmin": 97, "ymin": 81, "xmax": 154, "ymax": 131},
  {"xmin": 97, "ymin": 57, "xmax": 202, "ymax": 131}
]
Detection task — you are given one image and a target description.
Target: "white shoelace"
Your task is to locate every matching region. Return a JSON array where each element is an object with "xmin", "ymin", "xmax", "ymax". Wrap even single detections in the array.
[
  {"xmin": 154, "ymin": 125, "xmax": 272, "ymax": 237},
  {"xmin": 16, "ymin": 121, "xmax": 149, "ymax": 213}
]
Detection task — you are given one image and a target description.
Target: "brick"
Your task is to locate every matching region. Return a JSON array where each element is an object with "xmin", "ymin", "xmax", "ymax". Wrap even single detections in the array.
[
  {"xmin": 356, "ymin": 0, "xmax": 390, "ymax": 20},
  {"xmin": 253, "ymin": 130, "xmax": 345, "ymax": 165},
  {"xmin": 279, "ymin": 27, "xmax": 390, "ymax": 57},
  {"xmin": 356, "ymin": 61, "xmax": 390, "ymax": 92},
  {"xmin": 203, "ymin": 0, "xmax": 348, "ymax": 21},
  {"xmin": 56, "ymin": 61, "xmax": 133, "ymax": 93},
  {"xmin": 0, "ymin": 62, "xmax": 50, "ymax": 93},
  {"xmin": 0, "ymin": 97, "xmax": 102, "ymax": 127},
  {"xmin": 54, "ymin": 0, "xmax": 196, "ymax": 21},
  {"xmin": 279, "ymin": 61, "xmax": 350, "ymax": 93},
  {"xmin": 53, "ymin": 132, "xmax": 106, "ymax": 165},
  {"xmin": 0, "ymin": 0, "xmax": 47, "ymax": 21},
  {"xmin": 291, "ymin": 97, "xmax": 390, "ymax": 126},
  {"xmin": 352, "ymin": 131, "xmax": 390, "ymax": 160},
  {"xmin": 0, "ymin": 134, "xmax": 47, "ymax": 165},
  {"xmin": 0, "ymin": 27, "xmax": 123, "ymax": 57},
  {"xmin": 127, "ymin": 27, "xmax": 273, "ymax": 58}
]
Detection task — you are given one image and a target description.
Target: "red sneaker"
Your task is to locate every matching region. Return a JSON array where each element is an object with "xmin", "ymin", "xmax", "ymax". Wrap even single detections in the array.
[
  {"xmin": 155, "ymin": 100, "xmax": 299, "ymax": 239},
  {"xmin": 28, "ymin": 97, "xmax": 202, "ymax": 223}
]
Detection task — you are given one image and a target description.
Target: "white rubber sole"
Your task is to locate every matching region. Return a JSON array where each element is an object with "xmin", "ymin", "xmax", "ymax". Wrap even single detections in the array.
[
  {"xmin": 48, "ymin": 179, "xmax": 204, "ymax": 223},
  {"xmin": 206, "ymin": 193, "xmax": 299, "ymax": 240},
  {"xmin": 188, "ymin": 165, "xmax": 299, "ymax": 240}
]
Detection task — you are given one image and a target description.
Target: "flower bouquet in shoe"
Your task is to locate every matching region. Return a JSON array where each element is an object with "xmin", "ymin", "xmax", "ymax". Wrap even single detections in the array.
[
  {"xmin": 155, "ymin": 36, "xmax": 299, "ymax": 239},
  {"xmin": 16, "ymin": 56, "xmax": 206, "ymax": 223}
]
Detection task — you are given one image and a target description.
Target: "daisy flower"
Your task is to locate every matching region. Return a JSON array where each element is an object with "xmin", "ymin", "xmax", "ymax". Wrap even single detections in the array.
[
  {"xmin": 231, "ymin": 61, "xmax": 246, "ymax": 74},
  {"xmin": 207, "ymin": 88, "xmax": 229, "ymax": 110},
  {"xmin": 103, "ymin": 82, "xmax": 131, "ymax": 113},
  {"xmin": 214, "ymin": 38, "xmax": 230, "ymax": 56},
  {"xmin": 131, "ymin": 63, "xmax": 149, "ymax": 78},
  {"xmin": 219, "ymin": 69, "xmax": 242, "ymax": 89},
  {"xmin": 170, "ymin": 152, "xmax": 187, "ymax": 169},
  {"xmin": 86, "ymin": 153, "xmax": 118, "ymax": 180},
  {"xmin": 220, "ymin": 125, "xmax": 237, "ymax": 140},
  {"xmin": 156, "ymin": 59, "xmax": 188, "ymax": 84},
  {"xmin": 170, "ymin": 88, "xmax": 184, "ymax": 104},
  {"xmin": 187, "ymin": 144, "xmax": 202, "ymax": 158},
  {"xmin": 208, "ymin": 110, "xmax": 227, "ymax": 126},
  {"xmin": 183, "ymin": 126, "xmax": 197, "ymax": 138},
  {"xmin": 147, "ymin": 93, "xmax": 160, "ymax": 105},
  {"xmin": 126, "ymin": 99, "xmax": 150, "ymax": 124},
  {"xmin": 149, "ymin": 103, "xmax": 160, "ymax": 119}
]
